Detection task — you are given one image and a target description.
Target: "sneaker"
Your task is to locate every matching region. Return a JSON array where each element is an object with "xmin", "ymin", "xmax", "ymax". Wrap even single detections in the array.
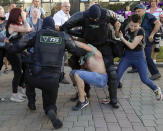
[
  {"xmin": 0, "ymin": 97, "xmax": 6, "ymax": 102},
  {"xmin": 3, "ymin": 68, "xmax": 9, "ymax": 74},
  {"xmin": 18, "ymin": 88, "xmax": 26, "ymax": 98},
  {"xmin": 10, "ymin": 93, "xmax": 25, "ymax": 102},
  {"xmin": 47, "ymin": 109, "xmax": 63, "ymax": 129},
  {"xmin": 101, "ymin": 96, "xmax": 110, "ymax": 104},
  {"xmin": 154, "ymin": 87, "xmax": 163, "ymax": 101},
  {"xmin": 150, "ymin": 73, "xmax": 161, "ymax": 81},
  {"xmin": 72, "ymin": 97, "xmax": 89, "ymax": 111},
  {"xmin": 19, "ymin": 87, "xmax": 25, "ymax": 94},
  {"xmin": 18, "ymin": 92, "xmax": 26, "ymax": 99},
  {"xmin": 153, "ymin": 59, "xmax": 157, "ymax": 64},
  {"xmin": 109, "ymin": 101, "xmax": 119, "ymax": 109}
]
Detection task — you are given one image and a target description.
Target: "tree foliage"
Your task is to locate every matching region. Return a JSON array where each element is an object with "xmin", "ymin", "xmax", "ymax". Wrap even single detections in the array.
[
  {"xmin": 0, "ymin": 0, "xmax": 20, "ymax": 6},
  {"xmin": 100, "ymin": 1, "xmax": 140, "ymax": 12}
]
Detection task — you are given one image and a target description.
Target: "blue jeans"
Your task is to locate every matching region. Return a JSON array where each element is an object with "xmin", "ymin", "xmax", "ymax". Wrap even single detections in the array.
[
  {"xmin": 71, "ymin": 70, "xmax": 108, "ymax": 88},
  {"xmin": 144, "ymin": 45, "xmax": 159, "ymax": 75},
  {"xmin": 117, "ymin": 50, "xmax": 158, "ymax": 91}
]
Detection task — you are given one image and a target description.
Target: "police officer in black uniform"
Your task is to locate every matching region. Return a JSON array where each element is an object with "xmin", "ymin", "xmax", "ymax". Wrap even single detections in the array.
[
  {"xmin": 61, "ymin": 4, "xmax": 120, "ymax": 108},
  {"xmin": 4, "ymin": 16, "xmax": 86, "ymax": 129}
]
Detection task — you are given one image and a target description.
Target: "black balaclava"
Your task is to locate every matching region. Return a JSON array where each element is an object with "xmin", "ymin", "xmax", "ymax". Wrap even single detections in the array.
[
  {"xmin": 42, "ymin": 16, "xmax": 55, "ymax": 30},
  {"xmin": 0, "ymin": 16, "xmax": 6, "ymax": 21},
  {"xmin": 88, "ymin": 4, "xmax": 101, "ymax": 20}
]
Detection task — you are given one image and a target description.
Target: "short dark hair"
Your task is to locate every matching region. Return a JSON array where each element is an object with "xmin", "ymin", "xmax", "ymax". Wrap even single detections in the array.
[{"xmin": 129, "ymin": 14, "xmax": 141, "ymax": 23}]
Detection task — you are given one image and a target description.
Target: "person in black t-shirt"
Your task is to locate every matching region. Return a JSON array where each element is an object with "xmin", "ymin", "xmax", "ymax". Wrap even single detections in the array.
[
  {"xmin": 116, "ymin": 14, "xmax": 162, "ymax": 101},
  {"xmin": 0, "ymin": 6, "xmax": 6, "ymax": 72}
]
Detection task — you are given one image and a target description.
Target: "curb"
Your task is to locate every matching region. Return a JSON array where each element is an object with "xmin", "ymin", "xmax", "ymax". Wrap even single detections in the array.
[
  {"xmin": 114, "ymin": 62, "xmax": 163, "ymax": 67},
  {"xmin": 156, "ymin": 62, "xmax": 163, "ymax": 67}
]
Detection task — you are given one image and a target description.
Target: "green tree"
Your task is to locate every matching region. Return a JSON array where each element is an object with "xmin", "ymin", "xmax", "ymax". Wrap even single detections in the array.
[{"xmin": 0, "ymin": 0, "xmax": 20, "ymax": 6}]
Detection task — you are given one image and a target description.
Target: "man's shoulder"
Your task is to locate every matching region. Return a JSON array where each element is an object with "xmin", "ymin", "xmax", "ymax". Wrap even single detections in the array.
[
  {"xmin": 144, "ymin": 12, "xmax": 157, "ymax": 21},
  {"xmin": 145, "ymin": 12, "xmax": 155, "ymax": 18}
]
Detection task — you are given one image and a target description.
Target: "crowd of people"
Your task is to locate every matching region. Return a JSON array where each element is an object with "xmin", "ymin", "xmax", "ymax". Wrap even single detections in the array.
[{"xmin": 0, "ymin": 0, "xmax": 163, "ymax": 129}]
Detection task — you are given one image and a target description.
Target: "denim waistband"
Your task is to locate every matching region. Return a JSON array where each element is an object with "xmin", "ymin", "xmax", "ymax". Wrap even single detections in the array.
[{"xmin": 125, "ymin": 50, "xmax": 144, "ymax": 56}]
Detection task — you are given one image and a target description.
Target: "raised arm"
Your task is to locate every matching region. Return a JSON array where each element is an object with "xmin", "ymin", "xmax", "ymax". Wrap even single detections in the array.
[
  {"xmin": 149, "ymin": 20, "xmax": 161, "ymax": 42},
  {"xmin": 64, "ymin": 33, "xmax": 87, "ymax": 57},
  {"xmin": 60, "ymin": 12, "xmax": 84, "ymax": 32},
  {"xmin": 119, "ymin": 30, "xmax": 144, "ymax": 50},
  {"xmin": 74, "ymin": 41, "xmax": 92, "ymax": 52},
  {"xmin": 5, "ymin": 31, "xmax": 36, "ymax": 53},
  {"xmin": 10, "ymin": 11, "xmax": 33, "ymax": 33}
]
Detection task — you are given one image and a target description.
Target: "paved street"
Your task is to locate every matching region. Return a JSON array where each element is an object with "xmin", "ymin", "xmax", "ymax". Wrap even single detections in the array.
[{"xmin": 0, "ymin": 66, "xmax": 163, "ymax": 131}]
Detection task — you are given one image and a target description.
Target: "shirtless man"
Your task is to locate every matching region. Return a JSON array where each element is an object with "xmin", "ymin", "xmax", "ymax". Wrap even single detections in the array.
[{"xmin": 70, "ymin": 41, "xmax": 108, "ymax": 111}]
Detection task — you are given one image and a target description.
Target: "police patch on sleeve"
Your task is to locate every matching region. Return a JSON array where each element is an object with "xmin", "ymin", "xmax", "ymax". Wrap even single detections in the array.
[{"xmin": 40, "ymin": 36, "xmax": 62, "ymax": 44}]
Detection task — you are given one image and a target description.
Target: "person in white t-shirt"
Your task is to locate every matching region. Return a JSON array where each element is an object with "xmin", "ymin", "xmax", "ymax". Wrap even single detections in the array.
[
  {"xmin": 53, "ymin": 1, "xmax": 71, "ymax": 84},
  {"xmin": 53, "ymin": 1, "xmax": 70, "ymax": 31}
]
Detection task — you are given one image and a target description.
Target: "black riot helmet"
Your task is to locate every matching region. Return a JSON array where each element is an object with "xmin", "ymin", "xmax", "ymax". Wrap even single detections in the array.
[
  {"xmin": 88, "ymin": 4, "xmax": 101, "ymax": 22},
  {"xmin": 42, "ymin": 16, "xmax": 55, "ymax": 30}
]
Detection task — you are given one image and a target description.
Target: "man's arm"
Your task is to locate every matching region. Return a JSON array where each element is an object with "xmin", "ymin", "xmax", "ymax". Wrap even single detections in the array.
[
  {"xmin": 120, "ymin": 35, "xmax": 144, "ymax": 50},
  {"xmin": 64, "ymin": 33, "xmax": 87, "ymax": 57},
  {"xmin": 74, "ymin": 41, "xmax": 92, "ymax": 52},
  {"xmin": 60, "ymin": 12, "xmax": 84, "ymax": 32},
  {"xmin": 106, "ymin": 9, "xmax": 118, "ymax": 25},
  {"xmin": 106, "ymin": 9, "xmax": 121, "ymax": 35},
  {"xmin": 5, "ymin": 31, "xmax": 36, "ymax": 53},
  {"xmin": 149, "ymin": 20, "xmax": 161, "ymax": 42}
]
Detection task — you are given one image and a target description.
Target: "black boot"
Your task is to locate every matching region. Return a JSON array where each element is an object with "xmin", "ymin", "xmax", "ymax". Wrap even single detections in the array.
[
  {"xmin": 108, "ymin": 85, "xmax": 119, "ymax": 109},
  {"xmin": 118, "ymin": 81, "xmax": 122, "ymax": 88},
  {"xmin": 28, "ymin": 102, "xmax": 36, "ymax": 110},
  {"xmin": 109, "ymin": 101, "xmax": 119, "ymax": 108},
  {"xmin": 26, "ymin": 83, "xmax": 36, "ymax": 110},
  {"xmin": 47, "ymin": 109, "xmax": 63, "ymax": 129}
]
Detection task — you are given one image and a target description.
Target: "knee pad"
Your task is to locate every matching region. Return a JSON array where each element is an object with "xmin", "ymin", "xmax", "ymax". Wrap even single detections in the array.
[
  {"xmin": 107, "ymin": 66, "xmax": 117, "ymax": 80},
  {"xmin": 68, "ymin": 55, "xmax": 80, "ymax": 69}
]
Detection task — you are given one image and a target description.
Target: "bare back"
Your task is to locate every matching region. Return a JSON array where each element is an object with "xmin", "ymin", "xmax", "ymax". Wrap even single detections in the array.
[{"xmin": 85, "ymin": 48, "xmax": 106, "ymax": 74}]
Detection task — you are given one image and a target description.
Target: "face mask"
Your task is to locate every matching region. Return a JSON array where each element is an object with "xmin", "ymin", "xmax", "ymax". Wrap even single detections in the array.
[{"xmin": 0, "ymin": 17, "xmax": 6, "ymax": 21}]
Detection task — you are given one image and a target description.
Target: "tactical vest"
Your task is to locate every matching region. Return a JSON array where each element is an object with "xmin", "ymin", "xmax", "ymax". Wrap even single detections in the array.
[
  {"xmin": 33, "ymin": 29, "xmax": 65, "ymax": 69},
  {"xmin": 83, "ymin": 11, "xmax": 109, "ymax": 46}
]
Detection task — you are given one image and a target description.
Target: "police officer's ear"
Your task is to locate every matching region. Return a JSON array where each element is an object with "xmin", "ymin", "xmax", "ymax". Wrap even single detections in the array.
[{"xmin": 55, "ymin": 25, "xmax": 60, "ymax": 31}]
